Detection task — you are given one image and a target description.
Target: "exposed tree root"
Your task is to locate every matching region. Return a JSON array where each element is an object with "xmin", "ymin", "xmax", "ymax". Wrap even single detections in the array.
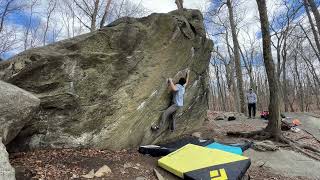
[
  {"xmin": 281, "ymin": 134, "xmax": 320, "ymax": 154},
  {"xmin": 227, "ymin": 129, "xmax": 320, "ymax": 161},
  {"xmin": 227, "ymin": 130, "xmax": 271, "ymax": 140},
  {"xmin": 300, "ymin": 144, "xmax": 320, "ymax": 154},
  {"xmin": 279, "ymin": 135, "xmax": 320, "ymax": 161},
  {"xmin": 302, "ymin": 129, "xmax": 320, "ymax": 144},
  {"xmin": 295, "ymin": 136, "xmax": 311, "ymax": 141}
]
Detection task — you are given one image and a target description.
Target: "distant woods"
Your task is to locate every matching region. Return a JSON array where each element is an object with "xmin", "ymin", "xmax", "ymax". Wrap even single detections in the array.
[
  {"xmin": 206, "ymin": 0, "xmax": 320, "ymax": 114},
  {"xmin": 0, "ymin": 0, "xmax": 149, "ymax": 59},
  {"xmin": 69, "ymin": 0, "xmax": 148, "ymax": 32}
]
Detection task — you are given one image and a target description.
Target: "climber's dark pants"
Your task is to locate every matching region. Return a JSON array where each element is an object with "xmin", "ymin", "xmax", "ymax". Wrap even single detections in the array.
[
  {"xmin": 248, "ymin": 103, "xmax": 256, "ymax": 118},
  {"xmin": 159, "ymin": 104, "xmax": 180, "ymax": 130}
]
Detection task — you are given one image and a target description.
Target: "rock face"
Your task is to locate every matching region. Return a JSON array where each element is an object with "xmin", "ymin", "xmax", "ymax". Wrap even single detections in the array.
[
  {"xmin": 0, "ymin": 80, "xmax": 40, "ymax": 145},
  {"xmin": 0, "ymin": 9, "xmax": 213, "ymax": 150},
  {"xmin": 0, "ymin": 140, "xmax": 15, "ymax": 180}
]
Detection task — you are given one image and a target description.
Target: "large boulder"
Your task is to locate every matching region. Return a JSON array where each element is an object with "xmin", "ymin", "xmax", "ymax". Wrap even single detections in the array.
[
  {"xmin": 0, "ymin": 9, "xmax": 213, "ymax": 150},
  {"xmin": 0, "ymin": 140, "xmax": 15, "ymax": 180},
  {"xmin": 0, "ymin": 80, "xmax": 40, "ymax": 145}
]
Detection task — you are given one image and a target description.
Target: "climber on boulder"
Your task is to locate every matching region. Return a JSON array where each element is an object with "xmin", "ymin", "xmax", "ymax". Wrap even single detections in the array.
[{"xmin": 152, "ymin": 69, "xmax": 190, "ymax": 132}]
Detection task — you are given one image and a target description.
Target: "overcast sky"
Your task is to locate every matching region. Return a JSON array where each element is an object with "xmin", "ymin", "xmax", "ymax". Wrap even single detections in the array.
[{"xmin": 130, "ymin": 0, "xmax": 212, "ymax": 13}]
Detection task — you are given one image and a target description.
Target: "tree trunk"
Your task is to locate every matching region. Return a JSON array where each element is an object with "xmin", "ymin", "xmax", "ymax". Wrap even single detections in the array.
[
  {"xmin": 304, "ymin": 0, "xmax": 320, "ymax": 63},
  {"xmin": 226, "ymin": 34, "xmax": 240, "ymax": 112},
  {"xmin": 281, "ymin": 38, "xmax": 289, "ymax": 112},
  {"xmin": 175, "ymin": 0, "xmax": 184, "ymax": 11},
  {"xmin": 214, "ymin": 62, "xmax": 226, "ymax": 111},
  {"xmin": 282, "ymin": 65, "xmax": 288, "ymax": 112},
  {"xmin": 43, "ymin": 0, "xmax": 57, "ymax": 46},
  {"xmin": 91, "ymin": 0, "xmax": 100, "ymax": 32},
  {"xmin": 226, "ymin": 0, "xmax": 246, "ymax": 113},
  {"xmin": 306, "ymin": 73, "xmax": 317, "ymax": 111},
  {"xmin": 239, "ymin": 47, "xmax": 256, "ymax": 90},
  {"xmin": 307, "ymin": 0, "xmax": 320, "ymax": 38},
  {"xmin": 249, "ymin": 49, "xmax": 257, "ymax": 90},
  {"xmin": 300, "ymin": 50, "xmax": 320, "ymax": 86},
  {"xmin": 276, "ymin": 42, "xmax": 282, "ymax": 79},
  {"xmin": 0, "ymin": 0, "xmax": 15, "ymax": 33},
  {"xmin": 257, "ymin": 75, "xmax": 262, "ymax": 110},
  {"xmin": 291, "ymin": 68, "xmax": 298, "ymax": 112},
  {"xmin": 294, "ymin": 55, "xmax": 304, "ymax": 112},
  {"xmin": 256, "ymin": 0, "xmax": 281, "ymax": 139},
  {"xmin": 208, "ymin": 64, "xmax": 215, "ymax": 110},
  {"xmin": 100, "ymin": 0, "xmax": 112, "ymax": 28},
  {"xmin": 24, "ymin": 0, "xmax": 37, "ymax": 50}
]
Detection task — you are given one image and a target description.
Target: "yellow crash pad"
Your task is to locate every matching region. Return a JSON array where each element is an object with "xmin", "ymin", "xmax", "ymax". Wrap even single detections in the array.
[{"xmin": 158, "ymin": 144, "xmax": 250, "ymax": 180}]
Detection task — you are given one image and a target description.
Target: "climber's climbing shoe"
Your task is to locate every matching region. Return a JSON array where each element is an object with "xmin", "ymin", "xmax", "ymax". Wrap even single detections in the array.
[{"xmin": 151, "ymin": 125, "xmax": 160, "ymax": 131}]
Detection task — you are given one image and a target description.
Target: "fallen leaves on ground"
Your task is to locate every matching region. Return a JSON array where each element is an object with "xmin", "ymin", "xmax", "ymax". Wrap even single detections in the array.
[{"xmin": 10, "ymin": 148, "xmax": 156, "ymax": 180}]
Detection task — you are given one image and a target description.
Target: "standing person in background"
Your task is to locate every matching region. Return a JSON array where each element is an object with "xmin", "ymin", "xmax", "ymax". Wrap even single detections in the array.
[{"xmin": 246, "ymin": 88, "xmax": 257, "ymax": 119}]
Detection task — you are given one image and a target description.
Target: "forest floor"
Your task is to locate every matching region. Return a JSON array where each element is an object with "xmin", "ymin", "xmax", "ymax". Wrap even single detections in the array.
[
  {"xmin": 208, "ymin": 111, "xmax": 320, "ymax": 180},
  {"xmin": 10, "ymin": 112, "xmax": 320, "ymax": 180}
]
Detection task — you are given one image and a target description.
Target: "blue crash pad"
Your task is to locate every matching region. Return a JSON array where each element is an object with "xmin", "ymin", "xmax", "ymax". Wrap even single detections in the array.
[{"xmin": 206, "ymin": 142, "xmax": 243, "ymax": 155}]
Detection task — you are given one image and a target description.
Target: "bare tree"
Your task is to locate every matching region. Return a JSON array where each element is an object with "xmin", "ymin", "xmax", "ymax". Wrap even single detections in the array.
[
  {"xmin": 23, "ymin": 0, "xmax": 39, "ymax": 50},
  {"xmin": 175, "ymin": 0, "xmax": 184, "ymax": 11},
  {"xmin": 58, "ymin": 0, "xmax": 84, "ymax": 38},
  {"xmin": 0, "ymin": 0, "xmax": 25, "ymax": 32},
  {"xmin": 303, "ymin": 0, "xmax": 320, "ymax": 63},
  {"xmin": 205, "ymin": 0, "xmax": 320, "ymax": 114},
  {"xmin": 0, "ymin": 1, "xmax": 27, "ymax": 59},
  {"xmin": 65, "ymin": 0, "xmax": 148, "ymax": 32},
  {"xmin": 269, "ymin": 0, "xmax": 302, "ymax": 112},
  {"xmin": 100, "ymin": 0, "xmax": 112, "ymax": 28},
  {"xmin": 293, "ymin": 52, "xmax": 304, "ymax": 111},
  {"xmin": 43, "ymin": 0, "xmax": 57, "ymax": 46},
  {"xmin": 211, "ymin": 48, "xmax": 229, "ymax": 111},
  {"xmin": 63, "ymin": 0, "xmax": 101, "ymax": 32},
  {"xmin": 240, "ymin": 31, "xmax": 259, "ymax": 91},
  {"xmin": 226, "ymin": 0, "xmax": 245, "ymax": 113},
  {"xmin": 205, "ymin": 1, "xmax": 254, "ymax": 112},
  {"xmin": 0, "ymin": 27, "xmax": 17, "ymax": 58},
  {"xmin": 70, "ymin": 0, "xmax": 100, "ymax": 32},
  {"xmin": 306, "ymin": 0, "xmax": 320, "ymax": 38},
  {"xmin": 256, "ymin": 0, "xmax": 281, "ymax": 139},
  {"xmin": 111, "ymin": 0, "xmax": 148, "ymax": 20},
  {"xmin": 225, "ymin": 31, "xmax": 241, "ymax": 112}
]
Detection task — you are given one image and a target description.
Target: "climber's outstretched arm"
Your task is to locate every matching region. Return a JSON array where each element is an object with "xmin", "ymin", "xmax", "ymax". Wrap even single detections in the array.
[
  {"xmin": 168, "ymin": 78, "xmax": 178, "ymax": 91},
  {"xmin": 184, "ymin": 69, "xmax": 190, "ymax": 87}
]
